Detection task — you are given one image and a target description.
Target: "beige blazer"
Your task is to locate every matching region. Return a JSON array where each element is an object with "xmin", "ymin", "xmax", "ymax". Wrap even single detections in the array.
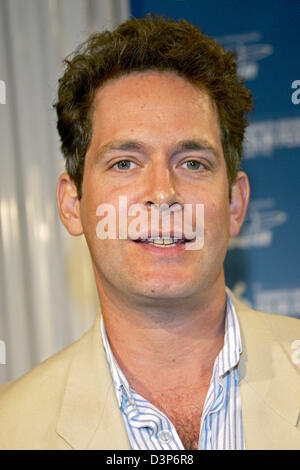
[{"xmin": 0, "ymin": 292, "xmax": 299, "ymax": 450}]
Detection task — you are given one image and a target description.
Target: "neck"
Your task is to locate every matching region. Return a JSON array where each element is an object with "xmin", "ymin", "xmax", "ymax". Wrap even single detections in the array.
[{"xmin": 96, "ymin": 272, "xmax": 227, "ymax": 390}]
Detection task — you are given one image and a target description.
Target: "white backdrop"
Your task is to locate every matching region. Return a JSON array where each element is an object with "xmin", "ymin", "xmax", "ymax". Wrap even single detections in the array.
[{"xmin": 0, "ymin": 0, "xmax": 130, "ymax": 385}]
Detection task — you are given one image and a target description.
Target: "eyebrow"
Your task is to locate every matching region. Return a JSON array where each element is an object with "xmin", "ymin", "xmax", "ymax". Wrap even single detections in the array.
[
  {"xmin": 96, "ymin": 140, "xmax": 145, "ymax": 159},
  {"xmin": 95, "ymin": 139, "xmax": 220, "ymax": 161},
  {"xmin": 174, "ymin": 140, "xmax": 220, "ymax": 159}
]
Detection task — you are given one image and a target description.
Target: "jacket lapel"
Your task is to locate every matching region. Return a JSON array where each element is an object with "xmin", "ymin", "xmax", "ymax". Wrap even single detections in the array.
[
  {"xmin": 56, "ymin": 312, "xmax": 130, "ymax": 450},
  {"xmin": 232, "ymin": 294, "xmax": 300, "ymax": 449},
  {"xmin": 56, "ymin": 297, "xmax": 299, "ymax": 450}
]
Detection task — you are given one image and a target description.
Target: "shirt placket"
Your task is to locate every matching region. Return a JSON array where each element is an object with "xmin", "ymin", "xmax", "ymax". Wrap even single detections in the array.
[
  {"xmin": 199, "ymin": 369, "xmax": 226, "ymax": 450},
  {"xmin": 125, "ymin": 390, "xmax": 184, "ymax": 450}
]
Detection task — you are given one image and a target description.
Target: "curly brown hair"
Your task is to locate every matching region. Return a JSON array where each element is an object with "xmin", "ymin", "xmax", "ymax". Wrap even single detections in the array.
[{"xmin": 54, "ymin": 14, "xmax": 253, "ymax": 199}]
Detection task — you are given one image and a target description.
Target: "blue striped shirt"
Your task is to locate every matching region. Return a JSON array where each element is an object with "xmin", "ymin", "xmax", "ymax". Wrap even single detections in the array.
[{"xmin": 100, "ymin": 291, "xmax": 245, "ymax": 450}]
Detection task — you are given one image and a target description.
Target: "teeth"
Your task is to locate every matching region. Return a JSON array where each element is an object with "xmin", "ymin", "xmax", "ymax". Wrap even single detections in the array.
[{"xmin": 147, "ymin": 237, "xmax": 179, "ymax": 246}]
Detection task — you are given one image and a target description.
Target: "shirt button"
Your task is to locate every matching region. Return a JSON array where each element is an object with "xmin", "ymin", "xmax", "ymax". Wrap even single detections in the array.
[{"xmin": 158, "ymin": 429, "xmax": 172, "ymax": 444}]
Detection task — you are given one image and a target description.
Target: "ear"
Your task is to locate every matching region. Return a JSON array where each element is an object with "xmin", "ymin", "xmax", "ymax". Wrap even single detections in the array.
[
  {"xmin": 229, "ymin": 171, "xmax": 250, "ymax": 238},
  {"xmin": 56, "ymin": 173, "xmax": 83, "ymax": 236}
]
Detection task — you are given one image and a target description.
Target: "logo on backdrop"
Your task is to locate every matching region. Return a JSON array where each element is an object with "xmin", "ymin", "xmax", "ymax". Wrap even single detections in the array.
[
  {"xmin": 232, "ymin": 282, "xmax": 300, "ymax": 319},
  {"xmin": 215, "ymin": 31, "xmax": 273, "ymax": 81},
  {"xmin": 229, "ymin": 198, "xmax": 287, "ymax": 250},
  {"xmin": 253, "ymin": 284, "xmax": 300, "ymax": 319},
  {"xmin": 243, "ymin": 117, "xmax": 300, "ymax": 158}
]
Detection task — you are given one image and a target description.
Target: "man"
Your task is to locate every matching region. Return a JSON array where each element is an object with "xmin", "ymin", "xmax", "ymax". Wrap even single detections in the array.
[{"xmin": 0, "ymin": 15, "xmax": 299, "ymax": 450}]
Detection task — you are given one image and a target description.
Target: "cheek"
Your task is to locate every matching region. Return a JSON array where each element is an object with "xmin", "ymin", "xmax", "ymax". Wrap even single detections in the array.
[
  {"xmin": 81, "ymin": 170, "xmax": 120, "ymax": 216},
  {"xmin": 81, "ymin": 187, "xmax": 138, "ymax": 245},
  {"xmin": 203, "ymin": 196, "xmax": 231, "ymax": 240}
]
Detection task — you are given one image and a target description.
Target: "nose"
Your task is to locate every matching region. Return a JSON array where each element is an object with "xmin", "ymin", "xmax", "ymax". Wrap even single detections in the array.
[{"xmin": 142, "ymin": 161, "xmax": 183, "ymax": 208}]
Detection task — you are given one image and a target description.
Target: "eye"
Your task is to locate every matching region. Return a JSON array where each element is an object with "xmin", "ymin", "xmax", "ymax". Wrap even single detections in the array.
[
  {"xmin": 182, "ymin": 160, "xmax": 205, "ymax": 170},
  {"xmin": 113, "ymin": 160, "xmax": 137, "ymax": 170}
]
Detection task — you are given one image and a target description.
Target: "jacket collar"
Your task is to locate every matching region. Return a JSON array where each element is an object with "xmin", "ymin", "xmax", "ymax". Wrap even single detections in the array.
[
  {"xmin": 55, "ymin": 311, "xmax": 130, "ymax": 450},
  {"xmin": 56, "ymin": 295, "xmax": 299, "ymax": 450}
]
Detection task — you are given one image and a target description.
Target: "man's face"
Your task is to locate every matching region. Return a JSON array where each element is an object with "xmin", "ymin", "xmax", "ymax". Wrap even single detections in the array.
[{"xmin": 73, "ymin": 71, "xmax": 246, "ymax": 306}]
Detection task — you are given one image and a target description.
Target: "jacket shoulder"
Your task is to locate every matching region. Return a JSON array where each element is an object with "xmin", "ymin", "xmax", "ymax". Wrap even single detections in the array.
[
  {"xmin": 0, "ymin": 328, "xmax": 92, "ymax": 449},
  {"xmin": 259, "ymin": 310, "xmax": 300, "ymax": 341},
  {"xmin": 230, "ymin": 291, "xmax": 300, "ymax": 371},
  {"xmin": 259, "ymin": 310, "xmax": 300, "ymax": 369}
]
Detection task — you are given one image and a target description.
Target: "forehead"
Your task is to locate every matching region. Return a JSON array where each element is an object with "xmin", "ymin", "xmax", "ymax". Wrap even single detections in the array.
[
  {"xmin": 88, "ymin": 71, "xmax": 222, "ymax": 155},
  {"xmin": 92, "ymin": 70, "xmax": 218, "ymax": 119}
]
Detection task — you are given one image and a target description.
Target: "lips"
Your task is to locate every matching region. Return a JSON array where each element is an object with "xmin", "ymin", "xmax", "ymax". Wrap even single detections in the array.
[
  {"xmin": 132, "ymin": 236, "xmax": 195, "ymax": 247},
  {"xmin": 135, "ymin": 237, "xmax": 183, "ymax": 247}
]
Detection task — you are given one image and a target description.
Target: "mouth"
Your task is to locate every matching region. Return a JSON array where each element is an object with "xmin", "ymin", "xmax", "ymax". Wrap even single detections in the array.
[{"xmin": 132, "ymin": 236, "xmax": 194, "ymax": 247}]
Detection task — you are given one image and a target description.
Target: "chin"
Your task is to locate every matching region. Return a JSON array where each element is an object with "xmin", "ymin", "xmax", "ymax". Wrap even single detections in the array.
[{"xmin": 136, "ymin": 279, "xmax": 198, "ymax": 302}]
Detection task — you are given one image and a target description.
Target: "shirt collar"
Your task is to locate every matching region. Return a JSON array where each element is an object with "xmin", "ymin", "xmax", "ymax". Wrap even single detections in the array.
[
  {"xmin": 100, "ymin": 315, "xmax": 132, "ymax": 407},
  {"xmin": 217, "ymin": 290, "xmax": 243, "ymax": 377},
  {"xmin": 100, "ymin": 290, "xmax": 243, "ymax": 407}
]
